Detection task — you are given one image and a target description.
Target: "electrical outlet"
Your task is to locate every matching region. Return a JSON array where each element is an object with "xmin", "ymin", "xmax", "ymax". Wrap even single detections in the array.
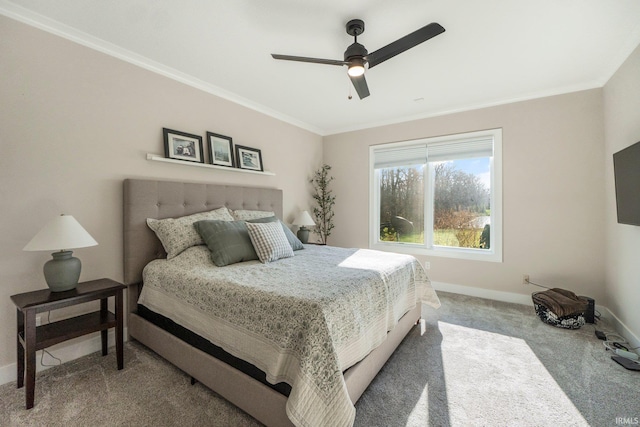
[
  {"xmin": 424, "ymin": 261, "xmax": 431, "ymax": 270},
  {"xmin": 522, "ymin": 274, "xmax": 530, "ymax": 285},
  {"xmin": 36, "ymin": 316, "xmax": 42, "ymax": 327}
]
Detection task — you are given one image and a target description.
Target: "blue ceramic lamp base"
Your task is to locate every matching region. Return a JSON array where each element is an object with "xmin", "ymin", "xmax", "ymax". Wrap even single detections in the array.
[
  {"xmin": 43, "ymin": 250, "xmax": 81, "ymax": 292},
  {"xmin": 297, "ymin": 227, "xmax": 310, "ymax": 244}
]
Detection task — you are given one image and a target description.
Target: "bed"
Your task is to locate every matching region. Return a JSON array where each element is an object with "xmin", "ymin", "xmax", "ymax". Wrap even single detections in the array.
[{"xmin": 123, "ymin": 178, "xmax": 440, "ymax": 427}]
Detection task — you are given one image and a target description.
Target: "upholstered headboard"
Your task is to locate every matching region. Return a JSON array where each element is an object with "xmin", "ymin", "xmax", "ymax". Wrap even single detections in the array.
[{"xmin": 123, "ymin": 178, "xmax": 283, "ymax": 286}]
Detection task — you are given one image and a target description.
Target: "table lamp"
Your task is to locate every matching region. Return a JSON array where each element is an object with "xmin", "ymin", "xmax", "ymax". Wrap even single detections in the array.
[
  {"xmin": 23, "ymin": 214, "xmax": 98, "ymax": 292},
  {"xmin": 293, "ymin": 211, "xmax": 316, "ymax": 244}
]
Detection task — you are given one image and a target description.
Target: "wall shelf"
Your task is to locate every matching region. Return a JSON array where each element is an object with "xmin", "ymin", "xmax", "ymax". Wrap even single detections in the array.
[{"xmin": 146, "ymin": 154, "xmax": 276, "ymax": 176}]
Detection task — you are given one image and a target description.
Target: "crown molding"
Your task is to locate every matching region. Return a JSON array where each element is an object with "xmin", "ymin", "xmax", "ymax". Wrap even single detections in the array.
[{"xmin": 0, "ymin": 1, "xmax": 323, "ymax": 136}]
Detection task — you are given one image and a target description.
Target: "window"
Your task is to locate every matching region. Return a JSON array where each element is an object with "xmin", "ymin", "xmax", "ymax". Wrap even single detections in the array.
[{"xmin": 370, "ymin": 129, "xmax": 502, "ymax": 262}]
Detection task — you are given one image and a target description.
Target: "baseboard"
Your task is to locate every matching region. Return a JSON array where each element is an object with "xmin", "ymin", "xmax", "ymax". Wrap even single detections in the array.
[
  {"xmin": 432, "ymin": 281, "xmax": 640, "ymax": 348},
  {"xmin": 0, "ymin": 328, "xmax": 128, "ymax": 387},
  {"xmin": 596, "ymin": 306, "xmax": 640, "ymax": 349},
  {"xmin": 432, "ymin": 281, "xmax": 534, "ymax": 306}
]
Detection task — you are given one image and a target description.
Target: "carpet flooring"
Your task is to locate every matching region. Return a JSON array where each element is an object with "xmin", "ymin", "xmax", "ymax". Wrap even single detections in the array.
[{"xmin": 1, "ymin": 291, "xmax": 639, "ymax": 426}]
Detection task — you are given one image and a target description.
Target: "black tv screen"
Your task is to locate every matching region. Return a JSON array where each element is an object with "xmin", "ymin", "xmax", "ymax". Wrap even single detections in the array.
[{"xmin": 613, "ymin": 140, "xmax": 640, "ymax": 226}]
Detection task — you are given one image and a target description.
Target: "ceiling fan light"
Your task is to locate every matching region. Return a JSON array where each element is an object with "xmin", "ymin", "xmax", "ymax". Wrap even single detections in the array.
[{"xmin": 348, "ymin": 63, "xmax": 365, "ymax": 77}]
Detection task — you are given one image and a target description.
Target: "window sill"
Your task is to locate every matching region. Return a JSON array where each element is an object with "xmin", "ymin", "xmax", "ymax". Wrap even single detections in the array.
[{"xmin": 370, "ymin": 242, "xmax": 502, "ymax": 262}]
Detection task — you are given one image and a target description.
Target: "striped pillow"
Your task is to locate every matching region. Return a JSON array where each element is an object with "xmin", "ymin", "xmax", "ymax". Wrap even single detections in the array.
[
  {"xmin": 246, "ymin": 221, "xmax": 294, "ymax": 263},
  {"xmin": 248, "ymin": 216, "xmax": 304, "ymax": 251}
]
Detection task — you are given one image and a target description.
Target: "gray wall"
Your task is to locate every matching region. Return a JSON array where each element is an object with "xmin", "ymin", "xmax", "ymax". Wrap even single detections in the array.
[
  {"xmin": 0, "ymin": 16, "xmax": 322, "ymax": 372},
  {"xmin": 603, "ymin": 43, "xmax": 640, "ymax": 344},
  {"xmin": 324, "ymin": 89, "xmax": 607, "ymax": 305}
]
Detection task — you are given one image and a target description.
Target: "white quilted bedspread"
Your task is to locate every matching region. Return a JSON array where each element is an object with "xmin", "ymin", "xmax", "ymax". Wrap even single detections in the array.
[{"xmin": 139, "ymin": 244, "xmax": 440, "ymax": 427}]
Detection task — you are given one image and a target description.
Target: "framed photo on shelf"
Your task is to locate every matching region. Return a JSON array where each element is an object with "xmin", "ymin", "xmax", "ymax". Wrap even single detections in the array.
[
  {"xmin": 206, "ymin": 132, "xmax": 234, "ymax": 167},
  {"xmin": 163, "ymin": 128, "xmax": 204, "ymax": 163},
  {"xmin": 235, "ymin": 145, "xmax": 263, "ymax": 171}
]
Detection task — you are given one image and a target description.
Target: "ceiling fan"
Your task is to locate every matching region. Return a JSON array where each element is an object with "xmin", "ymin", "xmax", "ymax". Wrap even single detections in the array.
[{"xmin": 271, "ymin": 19, "xmax": 445, "ymax": 100}]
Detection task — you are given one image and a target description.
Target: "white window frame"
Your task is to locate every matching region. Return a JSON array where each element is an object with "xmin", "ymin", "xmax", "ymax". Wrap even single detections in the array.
[{"xmin": 369, "ymin": 128, "xmax": 502, "ymax": 262}]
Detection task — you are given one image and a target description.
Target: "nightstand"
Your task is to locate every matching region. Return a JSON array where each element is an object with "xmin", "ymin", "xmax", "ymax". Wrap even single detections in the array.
[{"xmin": 10, "ymin": 278, "xmax": 126, "ymax": 409}]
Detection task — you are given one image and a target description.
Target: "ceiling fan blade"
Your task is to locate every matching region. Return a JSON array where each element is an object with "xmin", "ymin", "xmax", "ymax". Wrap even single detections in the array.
[
  {"xmin": 271, "ymin": 54, "xmax": 347, "ymax": 66},
  {"xmin": 366, "ymin": 22, "xmax": 445, "ymax": 69},
  {"xmin": 349, "ymin": 74, "xmax": 370, "ymax": 99}
]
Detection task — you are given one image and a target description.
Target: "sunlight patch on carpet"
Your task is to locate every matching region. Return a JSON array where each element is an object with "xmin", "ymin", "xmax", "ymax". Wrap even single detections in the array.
[
  {"xmin": 419, "ymin": 318, "xmax": 427, "ymax": 335},
  {"xmin": 432, "ymin": 321, "xmax": 588, "ymax": 426},
  {"xmin": 406, "ymin": 386, "xmax": 431, "ymax": 426}
]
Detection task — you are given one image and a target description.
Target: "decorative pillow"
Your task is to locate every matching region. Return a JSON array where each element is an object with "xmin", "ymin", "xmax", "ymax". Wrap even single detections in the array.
[
  {"xmin": 147, "ymin": 207, "xmax": 234, "ymax": 259},
  {"xmin": 193, "ymin": 220, "xmax": 258, "ymax": 266},
  {"xmin": 249, "ymin": 216, "xmax": 304, "ymax": 251},
  {"xmin": 232, "ymin": 209, "xmax": 276, "ymax": 221},
  {"xmin": 246, "ymin": 222, "xmax": 295, "ymax": 263}
]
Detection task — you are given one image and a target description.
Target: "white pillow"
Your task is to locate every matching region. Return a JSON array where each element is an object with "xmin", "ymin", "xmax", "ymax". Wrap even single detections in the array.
[
  {"xmin": 246, "ymin": 221, "xmax": 294, "ymax": 263},
  {"xmin": 147, "ymin": 206, "xmax": 234, "ymax": 259},
  {"xmin": 232, "ymin": 209, "xmax": 276, "ymax": 221}
]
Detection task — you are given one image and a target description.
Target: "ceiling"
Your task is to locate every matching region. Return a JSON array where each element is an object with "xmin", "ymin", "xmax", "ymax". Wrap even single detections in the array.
[{"xmin": 3, "ymin": 0, "xmax": 640, "ymax": 135}]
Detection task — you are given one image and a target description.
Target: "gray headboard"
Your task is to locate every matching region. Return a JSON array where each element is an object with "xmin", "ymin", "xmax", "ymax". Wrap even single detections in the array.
[{"xmin": 123, "ymin": 178, "xmax": 283, "ymax": 286}]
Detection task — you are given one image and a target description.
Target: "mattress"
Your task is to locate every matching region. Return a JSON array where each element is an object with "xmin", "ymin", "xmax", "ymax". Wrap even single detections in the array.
[
  {"xmin": 139, "ymin": 244, "xmax": 439, "ymax": 427},
  {"xmin": 137, "ymin": 304, "xmax": 292, "ymax": 395}
]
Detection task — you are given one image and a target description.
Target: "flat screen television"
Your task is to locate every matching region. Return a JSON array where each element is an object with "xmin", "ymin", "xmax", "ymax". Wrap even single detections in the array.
[{"xmin": 613, "ymin": 140, "xmax": 640, "ymax": 226}]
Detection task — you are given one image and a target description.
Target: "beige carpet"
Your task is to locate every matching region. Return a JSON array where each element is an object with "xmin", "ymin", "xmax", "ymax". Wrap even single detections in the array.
[{"xmin": 1, "ymin": 292, "xmax": 638, "ymax": 426}]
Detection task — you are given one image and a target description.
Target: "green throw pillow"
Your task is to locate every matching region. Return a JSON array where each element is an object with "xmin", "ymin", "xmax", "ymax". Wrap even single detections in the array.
[{"xmin": 193, "ymin": 220, "xmax": 258, "ymax": 267}]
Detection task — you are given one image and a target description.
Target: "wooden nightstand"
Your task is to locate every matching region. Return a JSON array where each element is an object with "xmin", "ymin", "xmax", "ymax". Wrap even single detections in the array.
[{"xmin": 10, "ymin": 278, "xmax": 126, "ymax": 409}]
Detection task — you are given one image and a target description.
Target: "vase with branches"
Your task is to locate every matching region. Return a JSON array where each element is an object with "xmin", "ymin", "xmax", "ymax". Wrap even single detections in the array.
[{"xmin": 310, "ymin": 164, "xmax": 336, "ymax": 245}]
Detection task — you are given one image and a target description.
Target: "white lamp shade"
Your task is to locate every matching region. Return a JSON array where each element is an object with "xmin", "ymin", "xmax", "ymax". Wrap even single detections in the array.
[
  {"xmin": 23, "ymin": 214, "xmax": 98, "ymax": 251},
  {"xmin": 293, "ymin": 211, "xmax": 316, "ymax": 227}
]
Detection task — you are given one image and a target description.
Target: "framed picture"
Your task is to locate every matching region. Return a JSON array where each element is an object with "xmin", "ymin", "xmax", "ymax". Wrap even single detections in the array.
[
  {"xmin": 206, "ymin": 132, "xmax": 234, "ymax": 167},
  {"xmin": 163, "ymin": 128, "xmax": 204, "ymax": 163},
  {"xmin": 235, "ymin": 145, "xmax": 263, "ymax": 171}
]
